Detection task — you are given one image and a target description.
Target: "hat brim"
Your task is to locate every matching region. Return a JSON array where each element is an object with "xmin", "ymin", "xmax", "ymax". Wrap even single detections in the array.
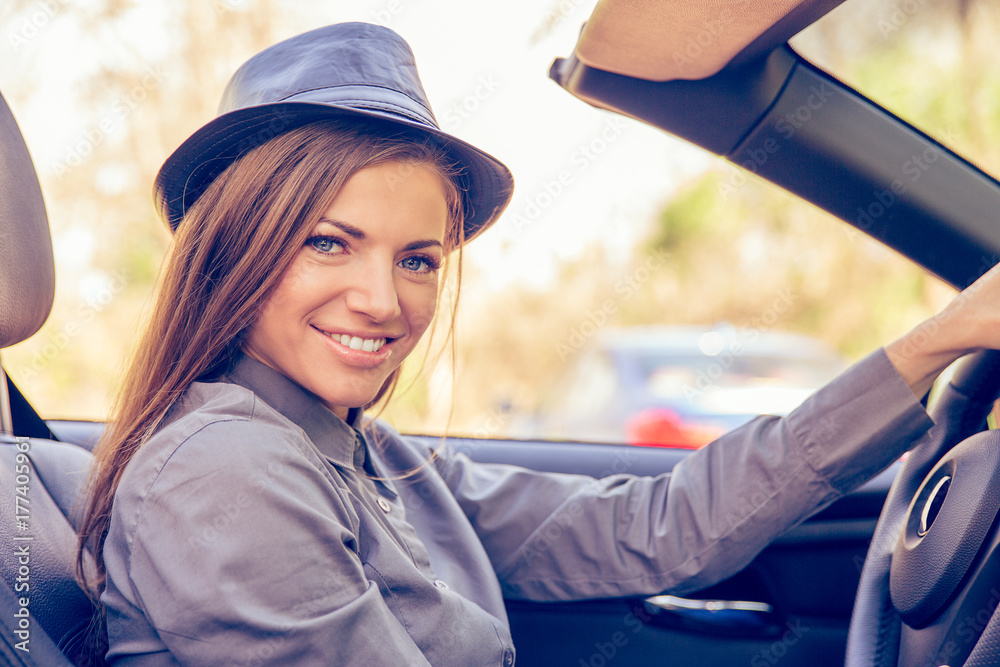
[{"xmin": 154, "ymin": 101, "xmax": 513, "ymax": 243}]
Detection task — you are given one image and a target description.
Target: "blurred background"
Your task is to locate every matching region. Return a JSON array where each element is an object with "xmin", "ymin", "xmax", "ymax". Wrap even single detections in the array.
[{"xmin": 1, "ymin": 0, "xmax": 995, "ymax": 441}]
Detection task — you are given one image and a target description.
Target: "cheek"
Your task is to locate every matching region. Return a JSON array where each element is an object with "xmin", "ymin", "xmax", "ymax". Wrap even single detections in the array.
[
  {"xmin": 401, "ymin": 283, "xmax": 440, "ymax": 336},
  {"xmin": 261, "ymin": 260, "xmax": 320, "ymax": 317}
]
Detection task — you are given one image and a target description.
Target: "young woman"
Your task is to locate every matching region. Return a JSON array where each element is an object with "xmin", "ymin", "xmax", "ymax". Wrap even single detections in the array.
[{"xmin": 77, "ymin": 22, "xmax": 1000, "ymax": 665}]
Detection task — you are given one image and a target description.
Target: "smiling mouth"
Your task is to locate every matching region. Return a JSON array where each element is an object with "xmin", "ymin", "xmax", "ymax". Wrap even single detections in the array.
[{"xmin": 315, "ymin": 328, "xmax": 390, "ymax": 353}]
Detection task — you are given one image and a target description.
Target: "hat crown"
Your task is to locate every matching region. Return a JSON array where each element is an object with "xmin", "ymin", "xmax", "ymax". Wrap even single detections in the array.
[
  {"xmin": 219, "ymin": 23, "xmax": 438, "ymax": 126},
  {"xmin": 155, "ymin": 22, "xmax": 512, "ymax": 239}
]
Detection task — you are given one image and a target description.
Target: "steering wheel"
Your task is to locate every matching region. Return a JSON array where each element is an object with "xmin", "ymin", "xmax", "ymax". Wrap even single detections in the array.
[{"xmin": 845, "ymin": 349, "xmax": 1000, "ymax": 666}]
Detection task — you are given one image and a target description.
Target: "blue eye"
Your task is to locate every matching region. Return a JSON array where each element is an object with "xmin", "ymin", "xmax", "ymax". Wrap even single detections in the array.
[
  {"xmin": 399, "ymin": 255, "xmax": 440, "ymax": 274},
  {"xmin": 307, "ymin": 236, "xmax": 345, "ymax": 255}
]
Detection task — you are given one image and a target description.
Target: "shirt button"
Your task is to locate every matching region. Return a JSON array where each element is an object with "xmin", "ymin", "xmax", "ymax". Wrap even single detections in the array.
[
  {"xmin": 503, "ymin": 649, "xmax": 514, "ymax": 666},
  {"xmin": 377, "ymin": 498, "xmax": 391, "ymax": 513},
  {"xmin": 433, "ymin": 579, "xmax": 448, "ymax": 590}
]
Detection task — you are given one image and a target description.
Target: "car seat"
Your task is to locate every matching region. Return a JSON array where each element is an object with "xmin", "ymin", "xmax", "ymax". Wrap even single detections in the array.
[{"xmin": 0, "ymin": 91, "xmax": 103, "ymax": 666}]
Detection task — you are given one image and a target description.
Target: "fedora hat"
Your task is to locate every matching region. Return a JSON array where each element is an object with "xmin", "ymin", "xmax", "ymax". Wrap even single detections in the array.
[{"xmin": 154, "ymin": 22, "xmax": 513, "ymax": 243}]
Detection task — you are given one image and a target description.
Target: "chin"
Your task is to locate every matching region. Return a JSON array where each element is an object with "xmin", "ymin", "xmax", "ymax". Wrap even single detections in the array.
[{"xmin": 315, "ymin": 385, "xmax": 385, "ymax": 414}]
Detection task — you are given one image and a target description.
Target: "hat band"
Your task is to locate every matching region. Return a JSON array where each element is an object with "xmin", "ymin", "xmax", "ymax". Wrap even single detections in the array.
[{"xmin": 280, "ymin": 85, "xmax": 438, "ymax": 128}]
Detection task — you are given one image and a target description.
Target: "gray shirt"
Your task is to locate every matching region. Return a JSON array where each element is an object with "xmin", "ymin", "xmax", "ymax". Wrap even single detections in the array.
[{"xmin": 102, "ymin": 350, "xmax": 932, "ymax": 665}]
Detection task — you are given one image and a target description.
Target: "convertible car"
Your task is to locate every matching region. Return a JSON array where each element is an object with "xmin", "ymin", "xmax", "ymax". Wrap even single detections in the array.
[{"xmin": 3, "ymin": 0, "xmax": 1000, "ymax": 666}]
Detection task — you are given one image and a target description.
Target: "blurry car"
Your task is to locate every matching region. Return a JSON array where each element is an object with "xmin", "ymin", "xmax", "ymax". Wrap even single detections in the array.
[{"xmin": 519, "ymin": 325, "xmax": 846, "ymax": 448}]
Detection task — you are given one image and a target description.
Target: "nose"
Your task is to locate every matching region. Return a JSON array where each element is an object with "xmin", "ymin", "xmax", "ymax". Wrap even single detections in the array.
[{"xmin": 345, "ymin": 261, "xmax": 401, "ymax": 324}]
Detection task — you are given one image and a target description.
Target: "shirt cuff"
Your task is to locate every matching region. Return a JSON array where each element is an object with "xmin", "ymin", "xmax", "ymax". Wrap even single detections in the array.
[{"xmin": 787, "ymin": 347, "xmax": 934, "ymax": 494}]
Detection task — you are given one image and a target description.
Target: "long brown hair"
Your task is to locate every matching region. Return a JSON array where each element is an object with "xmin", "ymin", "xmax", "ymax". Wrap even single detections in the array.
[{"xmin": 76, "ymin": 118, "xmax": 465, "ymax": 609}]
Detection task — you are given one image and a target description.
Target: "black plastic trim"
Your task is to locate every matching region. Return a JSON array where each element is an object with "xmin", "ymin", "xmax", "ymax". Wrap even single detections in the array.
[
  {"xmin": 550, "ymin": 47, "xmax": 1000, "ymax": 289},
  {"xmin": 730, "ymin": 60, "xmax": 1000, "ymax": 289},
  {"xmin": 549, "ymin": 47, "xmax": 798, "ymax": 156}
]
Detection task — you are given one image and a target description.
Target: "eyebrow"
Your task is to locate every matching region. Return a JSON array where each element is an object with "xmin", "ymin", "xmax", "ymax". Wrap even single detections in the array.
[
  {"xmin": 318, "ymin": 217, "xmax": 443, "ymax": 252},
  {"xmin": 319, "ymin": 218, "xmax": 366, "ymax": 239}
]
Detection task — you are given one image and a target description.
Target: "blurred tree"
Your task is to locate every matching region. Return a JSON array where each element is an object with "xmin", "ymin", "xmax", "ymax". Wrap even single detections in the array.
[{"xmin": 2, "ymin": 0, "xmax": 295, "ymax": 418}]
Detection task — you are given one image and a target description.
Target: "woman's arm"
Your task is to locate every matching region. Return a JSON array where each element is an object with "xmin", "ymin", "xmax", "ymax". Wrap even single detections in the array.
[{"xmin": 436, "ymin": 350, "xmax": 932, "ymax": 600}]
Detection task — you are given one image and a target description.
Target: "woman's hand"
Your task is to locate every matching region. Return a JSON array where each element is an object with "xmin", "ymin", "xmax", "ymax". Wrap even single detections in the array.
[{"xmin": 886, "ymin": 261, "xmax": 1000, "ymax": 398}]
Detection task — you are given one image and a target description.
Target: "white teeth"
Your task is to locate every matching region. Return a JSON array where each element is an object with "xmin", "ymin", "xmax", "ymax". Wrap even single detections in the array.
[{"xmin": 326, "ymin": 331, "xmax": 386, "ymax": 353}]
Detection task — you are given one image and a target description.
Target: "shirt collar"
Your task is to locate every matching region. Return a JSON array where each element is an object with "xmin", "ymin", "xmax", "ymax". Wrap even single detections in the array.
[{"xmin": 223, "ymin": 353, "xmax": 362, "ymax": 470}]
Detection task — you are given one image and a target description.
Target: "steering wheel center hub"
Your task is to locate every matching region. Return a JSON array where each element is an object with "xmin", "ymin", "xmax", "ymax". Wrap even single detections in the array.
[{"xmin": 890, "ymin": 431, "xmax": 1000, "ymax": 628}]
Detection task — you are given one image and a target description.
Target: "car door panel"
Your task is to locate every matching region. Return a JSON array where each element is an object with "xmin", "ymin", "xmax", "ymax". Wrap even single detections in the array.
[{"xmin": 443, "ymin": 436, "xmax": 892, "ymax": 666}]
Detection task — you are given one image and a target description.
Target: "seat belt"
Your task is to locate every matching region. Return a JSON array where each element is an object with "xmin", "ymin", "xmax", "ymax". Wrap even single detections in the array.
[
  {"xmin": 0, "ymin": 581, "xmax": 72, "ymax": 666},
  {"xmin": 4, "ymin": 375, "xmax": 55, "ymax": 440}
]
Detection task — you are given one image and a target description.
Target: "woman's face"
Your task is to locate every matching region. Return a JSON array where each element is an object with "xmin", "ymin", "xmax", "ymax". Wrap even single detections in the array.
[{"xmin": 244, "ymin": 160, "xmax": 449, "ymax": 418}]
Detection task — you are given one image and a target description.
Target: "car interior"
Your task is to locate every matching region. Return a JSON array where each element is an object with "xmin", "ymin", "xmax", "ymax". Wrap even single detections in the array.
[{"xmin": 4, "ymin": 0, "xmax": 1000, "ymax": 665}]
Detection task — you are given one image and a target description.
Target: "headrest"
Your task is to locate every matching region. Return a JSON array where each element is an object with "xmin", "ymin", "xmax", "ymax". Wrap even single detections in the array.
[{"xmin": 0, "ymin": 92, "xmax": 54, "ymax": 349}]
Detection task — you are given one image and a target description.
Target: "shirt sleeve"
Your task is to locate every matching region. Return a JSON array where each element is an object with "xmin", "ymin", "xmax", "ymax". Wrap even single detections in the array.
[
  {"xmin": 104, "ymin": 417, "xmax": 431, "ymax": 666},
  {"xmin": 434, "ymin": 348, "xmax": 934, "ymax": 600}
]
